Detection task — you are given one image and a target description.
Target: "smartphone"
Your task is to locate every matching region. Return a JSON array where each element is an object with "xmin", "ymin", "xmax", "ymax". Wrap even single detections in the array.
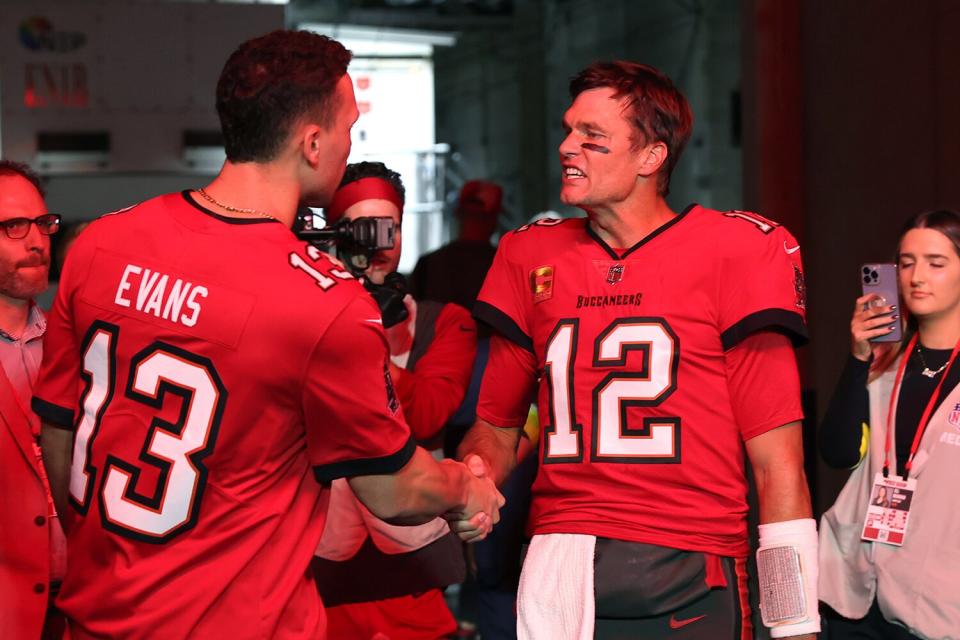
[{"xmin": 861, "ymin": 263, "xmax": 902, "ymax": 343}]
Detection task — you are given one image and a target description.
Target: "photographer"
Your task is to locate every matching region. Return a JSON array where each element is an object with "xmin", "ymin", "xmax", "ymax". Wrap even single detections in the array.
[
  {"xmin": 819, "ymin": 210, "xmax": 960, "ymax": 639},
  {"xmin": 314, "ymin": 162, "xmax": 477, "ymax": 640},
  {"xmin": 320, "ymin": 162, "xmax": 478, "ymax": 441}
]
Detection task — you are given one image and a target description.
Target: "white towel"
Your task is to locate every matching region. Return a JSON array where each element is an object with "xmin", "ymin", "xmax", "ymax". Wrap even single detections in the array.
[{"xmin": 518, "ymin": 533, "xmax": 596, "ymax": 640}]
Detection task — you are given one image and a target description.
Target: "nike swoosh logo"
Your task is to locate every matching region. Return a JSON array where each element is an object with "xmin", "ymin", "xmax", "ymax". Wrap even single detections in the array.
[
  {"xmin": 784, "ymin": 241, "xmax": 800, "ymax": 254},
  {"xmin": 364, "ymin": 318, "xmax": 383, "ymax": 325},
  {"xmin": 668, "ymin": 614, "xmax": 706, "ymax": 630}
]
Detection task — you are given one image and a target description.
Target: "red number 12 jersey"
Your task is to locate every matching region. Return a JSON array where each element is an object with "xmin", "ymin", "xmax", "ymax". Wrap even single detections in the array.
[{"xmin": 475, "ymin": 205, "xmax": 807, "ymax": 557}]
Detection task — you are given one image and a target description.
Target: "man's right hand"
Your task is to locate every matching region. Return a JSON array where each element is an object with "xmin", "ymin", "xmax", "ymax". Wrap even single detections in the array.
[{"xmin": 443, "ymin": 456, "xmax": 504, "ymax": 542}]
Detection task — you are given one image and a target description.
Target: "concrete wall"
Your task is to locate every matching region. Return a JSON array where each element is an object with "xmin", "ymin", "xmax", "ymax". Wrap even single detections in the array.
[{"xmin": 434, "ymin": 0, "xmax": 743, "ymax": 228}]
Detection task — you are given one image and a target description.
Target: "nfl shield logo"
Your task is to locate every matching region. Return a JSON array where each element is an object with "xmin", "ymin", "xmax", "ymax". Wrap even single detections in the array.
[
  {"xmin": 950, "ymin": 403, "xmax": 960, "ymax": 429},
  {"xmin": 606, "ymin": 264, "xmax": 624, "ymax": 285}
]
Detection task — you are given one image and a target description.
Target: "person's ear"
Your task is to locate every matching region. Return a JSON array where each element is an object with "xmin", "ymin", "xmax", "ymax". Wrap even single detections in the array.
[
  {"xmin": 300, "ymin": 124, "xmax": 323, "ymax": 168},
  {"xmin": 636, "ymin": 140, "xmax": 668, "ymax": 179}
]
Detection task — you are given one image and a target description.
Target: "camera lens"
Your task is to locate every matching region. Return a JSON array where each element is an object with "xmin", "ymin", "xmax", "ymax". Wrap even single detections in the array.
[
  {"xmin": 863, "ymin": 266, "xmax": 871, "ymax": 274},
  {"xmin": 870, "ymin": 270, "xmax": 879, "ymax": 280},
  {"xmin": 863, "ymin": 275, "xmax": 871, "ymax": 284}
]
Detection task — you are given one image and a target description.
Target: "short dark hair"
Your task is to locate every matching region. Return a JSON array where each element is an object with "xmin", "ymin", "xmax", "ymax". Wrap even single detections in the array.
[
  {"xmin": 339, "ymin": 161, "xmax": 406, "ymax": 207},
  {"xmin": 0, "ymin": 160, "xmax": 45, "ymax": 197},
  {"xmin": 570, "ymin": 61, "xmax": 693, "ymax": 196},
  {"xmin": 216, "ymin": 30, "xmax": 352, "ymax": 163}
]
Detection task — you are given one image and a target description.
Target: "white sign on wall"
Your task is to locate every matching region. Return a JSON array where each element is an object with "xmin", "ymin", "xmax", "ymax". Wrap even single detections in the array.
[{"xmin": 0, "ymin": 1, "xmax": 284, "ymax": 172}]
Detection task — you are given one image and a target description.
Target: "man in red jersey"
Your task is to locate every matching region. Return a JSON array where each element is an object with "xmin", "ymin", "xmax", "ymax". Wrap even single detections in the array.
[
  {"xmin": 458, "ymin": 61, "xmax": 819, "ymax": 640},
  {"xmin": 33, "ymin": 30, "xmax": 502, "ymax": 640}
]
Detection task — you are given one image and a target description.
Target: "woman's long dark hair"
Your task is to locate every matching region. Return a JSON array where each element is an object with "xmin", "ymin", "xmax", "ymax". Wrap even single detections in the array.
[{"xmin": 871, "ymin": 209, "xmax": 960, "ymax": 377}]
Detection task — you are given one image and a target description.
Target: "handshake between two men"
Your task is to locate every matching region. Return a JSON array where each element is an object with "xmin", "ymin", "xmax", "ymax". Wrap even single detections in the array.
[
  {"xmin": 444, "ymin": 453, "xmax": 503, "ymax": 541},
  {"xmin": 347, "ymin": 446, "xmax": 505, "ymax": 542}
]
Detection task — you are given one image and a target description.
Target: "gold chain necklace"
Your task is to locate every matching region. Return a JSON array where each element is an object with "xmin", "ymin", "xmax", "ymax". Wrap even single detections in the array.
[
  {"xmin": 916, "ymin": 345, "xmax": 948, "ymax": 378},
  {"xmin": 195, "ymin": 188, "xmax": 277, "ymax": 221}
]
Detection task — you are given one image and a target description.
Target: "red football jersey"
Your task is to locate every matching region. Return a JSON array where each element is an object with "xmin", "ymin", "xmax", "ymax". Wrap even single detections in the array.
[
  {"xmin": 474, "ymin": 205, "xmax": 807, "ymax": 558},
  {"xmin": 32, "ymin": 192, "xmax": 414, "ymax": 639}
]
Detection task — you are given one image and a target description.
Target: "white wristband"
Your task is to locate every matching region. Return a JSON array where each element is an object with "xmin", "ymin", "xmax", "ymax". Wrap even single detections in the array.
[{"xmin": 757, "ymin": 518, "xmax": 821, "ymax": 638}]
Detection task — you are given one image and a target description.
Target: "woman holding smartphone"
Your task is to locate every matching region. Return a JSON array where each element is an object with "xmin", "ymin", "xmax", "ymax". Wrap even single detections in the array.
[{"xmin": 819, "ymin": 209, "xmax": 960, "ymax": 639}]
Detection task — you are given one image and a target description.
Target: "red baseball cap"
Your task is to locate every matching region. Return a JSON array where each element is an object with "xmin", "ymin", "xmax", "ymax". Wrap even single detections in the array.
[{"xmin": 457, "ymin": 180, "xmax": 502, "ymax": 216}]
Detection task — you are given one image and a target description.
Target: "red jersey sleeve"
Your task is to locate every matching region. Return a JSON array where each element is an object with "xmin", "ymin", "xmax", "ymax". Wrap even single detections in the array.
[
  {"xmin": 476, "ymin": 333, "xmax": 538, "ymax": 429},
  {"xmin": 393, "ymin": 303, "xmax": 477, "ymax": 441},
  {"xmin": 304, "ymin": 295, "xmax": 415, "ymax": 483},
  {"xmin": 717, "ymin": 214, "xmax": 807, "ymax": 351},
  {"xmin": 724, "ymin": 330, "xmax": 804, "ymax": 441},
  {"xmin": 473, "ymin": 231, "xmax": 535, "ymax": 353},
  {"xmin": 32, "ymin": 227, "xmax": 96, "ymax": 428}
]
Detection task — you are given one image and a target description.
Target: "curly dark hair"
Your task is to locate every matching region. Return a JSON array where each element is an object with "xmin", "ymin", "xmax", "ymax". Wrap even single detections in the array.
[
  {"xmin": 216, "ymin": 30, "xmax": 352, "ymax": 163},
  {"xmin": 570, "ymin": 61, "xmax": 693, "ymax": 196},
  {"xmin": 338, "ymin": 161, "xmax": 406, "ymax": 206},
  {"xmin": 0, "ymin": 160, "xmax": 45, "ymax": 197}
]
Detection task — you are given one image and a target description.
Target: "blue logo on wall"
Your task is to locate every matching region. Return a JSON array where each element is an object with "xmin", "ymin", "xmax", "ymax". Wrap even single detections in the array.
[{"xmin": 19, "ymin": 16, "xmax": 86, "ymax": 53}]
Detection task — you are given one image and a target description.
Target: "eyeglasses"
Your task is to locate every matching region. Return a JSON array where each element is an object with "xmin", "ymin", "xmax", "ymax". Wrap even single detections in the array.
[{"xmin": 0, "ymin": 214, "xmax": 61, "ymax": 239}]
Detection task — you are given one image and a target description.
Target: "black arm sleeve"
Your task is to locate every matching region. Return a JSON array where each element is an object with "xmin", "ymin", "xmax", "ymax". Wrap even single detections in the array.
[{"xmin": 818, "ymin": 355, "xmax": 871, "ymax": 469}]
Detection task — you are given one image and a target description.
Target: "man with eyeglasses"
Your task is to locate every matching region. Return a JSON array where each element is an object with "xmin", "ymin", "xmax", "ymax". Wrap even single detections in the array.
[{"xmin": 0, "ymin": 159, "xmax": 66, "ymax": 639}]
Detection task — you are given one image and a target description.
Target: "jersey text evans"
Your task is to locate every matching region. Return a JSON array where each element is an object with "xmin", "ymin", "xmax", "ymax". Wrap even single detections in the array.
[{"xmin": 114, "ymin": 263, "xmax": 207, "ymax": 327}]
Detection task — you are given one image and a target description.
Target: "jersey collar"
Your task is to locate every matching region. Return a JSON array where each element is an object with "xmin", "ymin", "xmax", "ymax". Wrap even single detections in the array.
[
  {"xmin": 180, "ymin": 190, "xmax": 281, "ymax": 225},
  {"xmin": 584, "ymin": 203, "xmax": 698, "ymax": 260}
]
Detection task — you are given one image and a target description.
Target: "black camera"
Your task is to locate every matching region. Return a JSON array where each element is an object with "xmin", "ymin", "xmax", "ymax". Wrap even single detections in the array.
[{"xmin": 295, "ymin": 210, "xmax": 409, "ymax": 328}]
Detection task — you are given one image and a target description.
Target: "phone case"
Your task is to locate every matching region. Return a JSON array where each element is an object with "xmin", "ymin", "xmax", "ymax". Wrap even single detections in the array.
[{"xmin": 861, "ymin": 263, "xmax": 902, "ymax": 343}]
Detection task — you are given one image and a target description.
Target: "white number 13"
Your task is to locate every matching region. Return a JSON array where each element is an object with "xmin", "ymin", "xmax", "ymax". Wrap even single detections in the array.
[{"xmin": 72, "ymin": 322, "xmax": 226, "ymax": 542}]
